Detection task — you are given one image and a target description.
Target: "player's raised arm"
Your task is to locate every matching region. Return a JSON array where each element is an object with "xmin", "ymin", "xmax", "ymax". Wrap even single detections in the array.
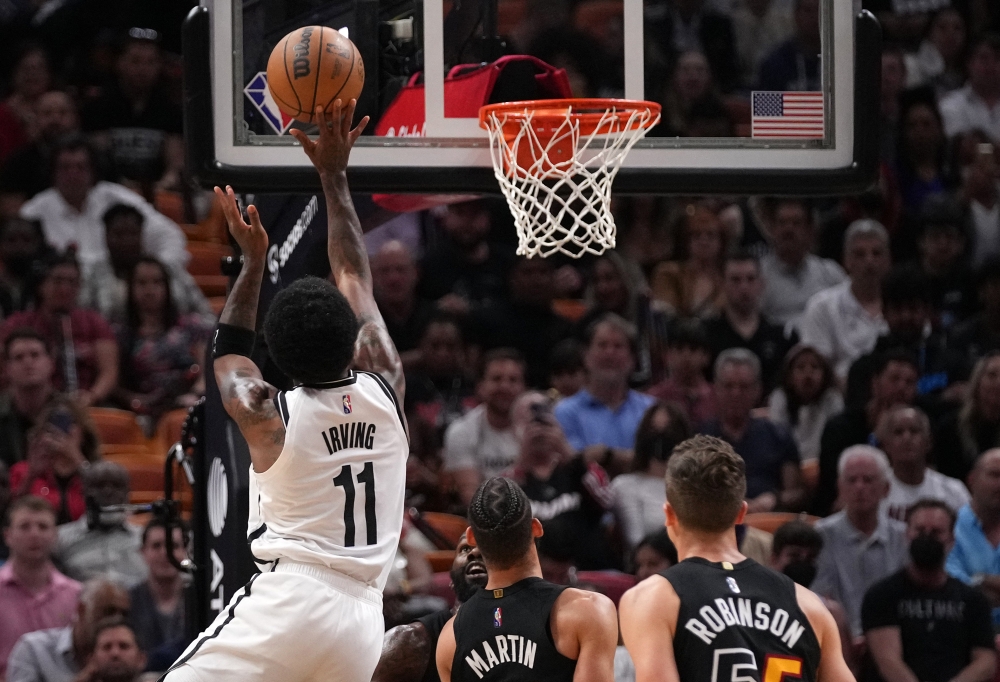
[
  {"xmin": 212, "ymin": 186, "xmax": 285, "ymax": 473},
  {"xmin": 290, "ymin": 101, "xmax": 405, "ymax": 405}
]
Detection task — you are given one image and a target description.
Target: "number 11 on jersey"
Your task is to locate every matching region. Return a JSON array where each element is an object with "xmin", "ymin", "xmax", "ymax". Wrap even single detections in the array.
[{"xmin": 333, "ymin": 462, "xmax": 377, "ymax": 547}]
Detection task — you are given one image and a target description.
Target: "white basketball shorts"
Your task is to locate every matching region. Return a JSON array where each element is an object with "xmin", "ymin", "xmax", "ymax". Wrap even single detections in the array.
[{"xmin": 160, "ymin": 561, "xmax": 384, "ymax": 682}]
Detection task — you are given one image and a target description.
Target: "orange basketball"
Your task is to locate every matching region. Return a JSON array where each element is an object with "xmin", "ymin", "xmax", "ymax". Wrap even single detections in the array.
[{"xmin": 266, "ymin": 26, "xmax": 365, "ymax": 124}]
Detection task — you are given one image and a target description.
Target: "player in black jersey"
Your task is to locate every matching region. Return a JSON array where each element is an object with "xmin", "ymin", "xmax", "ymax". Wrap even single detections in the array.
[
  {"xmin": 436, "ymin": 477, "xmax": 618, "ymax": 682},
  {"xmin": 620, "ymin": 435, "xmax": 855, "ymax": 682},
  {"xmin": 373, "ymin": 534, "xmax": 489, "ymax": 682}
]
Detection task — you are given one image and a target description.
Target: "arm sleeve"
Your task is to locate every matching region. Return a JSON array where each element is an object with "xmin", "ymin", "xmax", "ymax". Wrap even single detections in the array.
[
  {"xmin": 442, "ymin": 418, "xmax": 477, "ymax": 473},
  {"xmin": 860, "ymin": 580, "xmax": 896, "ymax": 632}
]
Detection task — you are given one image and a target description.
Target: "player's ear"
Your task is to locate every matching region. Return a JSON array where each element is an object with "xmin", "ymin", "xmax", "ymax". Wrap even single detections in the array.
[
  {"xmin": 664, "ymin": 502, "xmax": 676, "ymax": 528},
  {"xmin": 530, "ymin": 518, "xmax": 544, "ymax": 538},
  {"xmin": 465, "ymin": 527, "xmax": 477, "ymax": 547},
  {"xmin": 733, "ymin": 501, "xmax": 749, "ymax": 526}
]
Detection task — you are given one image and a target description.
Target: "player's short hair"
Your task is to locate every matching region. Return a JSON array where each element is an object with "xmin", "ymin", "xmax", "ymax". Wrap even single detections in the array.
[
  {"xmin": 468, "ymin": 477, "xmax": 534, "ymax": 570},
  {"xmin": 479, "ymin": 347, "xmax": 526, "ymax": 381},
  {"xmin": 263, "ymin": 276, "xmax": 359, "ymax": 384},
  {"xmin": 905, "ymin": 498, "xmax": 956, "ymax": 528},
  {"xmin": 666, "ymin": 435, "xmax": 746, "ymax": 533},
  {"xmin": 772, "ymin": 520, "xmax": 823, "ymax": 556}
]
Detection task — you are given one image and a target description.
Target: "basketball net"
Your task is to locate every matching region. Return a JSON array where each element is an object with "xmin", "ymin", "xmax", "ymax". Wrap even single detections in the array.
[{"xmin": 480, "ymin": 99, "xmax": 660, "ymax": 259}]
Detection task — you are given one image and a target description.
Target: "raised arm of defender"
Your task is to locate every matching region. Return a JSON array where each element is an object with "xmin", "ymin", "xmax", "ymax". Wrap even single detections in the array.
[{"xmin": 291, "ymin": 101, "xmax": 406, "ymax": 406}]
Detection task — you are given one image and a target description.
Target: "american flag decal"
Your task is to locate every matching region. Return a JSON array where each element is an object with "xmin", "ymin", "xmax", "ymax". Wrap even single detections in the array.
[{"xmin": 751, "ymin": 91, "xmax": 824, "ymax": 139}]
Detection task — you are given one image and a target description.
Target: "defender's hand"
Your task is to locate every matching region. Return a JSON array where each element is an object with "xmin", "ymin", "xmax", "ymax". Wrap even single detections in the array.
[
  {"xmin": 290, "ymin": 99, "xmax": 369, "ymax": 176},
  {"xmin": 215, "ymin": 185, "xmax": 268, "ymax": 265}
]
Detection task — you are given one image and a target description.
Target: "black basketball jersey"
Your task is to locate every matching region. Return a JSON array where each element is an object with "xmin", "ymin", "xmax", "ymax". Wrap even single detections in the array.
[
  {"xmin": 662, "ymin": 558, "xmax": 822, "ymax": 682},
  {"xmin": 417, "ymin": 609, "xmax": 453, "ymax": 682},
  {"xmin": 452, "ymin": 577, "xmax": 577, "ymax": 682}
]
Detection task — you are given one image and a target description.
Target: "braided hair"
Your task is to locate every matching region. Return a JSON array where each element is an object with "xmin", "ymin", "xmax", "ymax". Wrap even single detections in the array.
[{"xmin": 468, "ymin": 477, "xmax": 534, "ymax": 569}]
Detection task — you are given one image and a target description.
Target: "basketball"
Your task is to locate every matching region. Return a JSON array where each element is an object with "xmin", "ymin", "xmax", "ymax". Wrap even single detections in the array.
[{"xmin": 266, "ymin": 26, "xmax": 365, "ymax": 124}]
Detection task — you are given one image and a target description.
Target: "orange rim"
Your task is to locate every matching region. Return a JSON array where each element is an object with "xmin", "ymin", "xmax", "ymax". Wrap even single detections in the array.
[{"xmin": 479, "ymin": 98, "xmax": 661, "ymax": 136}]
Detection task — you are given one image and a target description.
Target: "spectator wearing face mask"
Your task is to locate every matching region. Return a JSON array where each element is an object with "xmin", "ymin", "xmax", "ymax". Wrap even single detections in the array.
[
  {"xmin": 863, "ymin": 501, "xmax": 995, "ymax": 682},
  {"xmin": 769, "ymin": 520, "xmax": 854, "ymax": 672},
  {"xmin": 55, "ymin": 462, "xmax": 146, "ymax": 588},
  {"xmin": 612, "ymin": 402, "xmax": 691, "ymax": 551}
]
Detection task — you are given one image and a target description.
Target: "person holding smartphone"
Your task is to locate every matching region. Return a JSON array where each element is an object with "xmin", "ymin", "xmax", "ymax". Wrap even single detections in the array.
[{"xmin": 9, "ymin": 397, "xmax": 100, "ymax": 524}]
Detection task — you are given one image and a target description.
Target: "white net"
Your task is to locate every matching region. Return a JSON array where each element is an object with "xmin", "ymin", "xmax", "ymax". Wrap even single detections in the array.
[{"xmin": 481, "ymin": 101, "xmax": 659, "ymax": 259}]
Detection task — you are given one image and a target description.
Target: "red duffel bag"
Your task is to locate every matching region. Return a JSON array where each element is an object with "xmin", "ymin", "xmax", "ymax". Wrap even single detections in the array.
[{"xmin": 372, "ymin": 55, "xmax": 573, "ymax": 212}]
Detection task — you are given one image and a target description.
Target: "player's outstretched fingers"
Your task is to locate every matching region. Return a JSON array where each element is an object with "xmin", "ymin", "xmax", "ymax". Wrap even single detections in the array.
[{"xmin": 289, "ymin": 128, "xmax": 317, "ymax": 159}]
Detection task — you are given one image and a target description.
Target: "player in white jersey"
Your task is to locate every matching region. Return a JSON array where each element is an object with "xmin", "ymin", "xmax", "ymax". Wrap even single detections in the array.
[{"xmin": 161, "ymin": 100, "xmax": 407, "ymax": 682}]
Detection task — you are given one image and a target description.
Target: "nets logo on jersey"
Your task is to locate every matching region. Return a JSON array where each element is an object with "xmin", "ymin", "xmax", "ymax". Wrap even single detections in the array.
[
  {"xmin": 494, "ymin": 608, "xmax": 502, "ymax": 628},
  {"xmin": 343, "ymin": 395, "xmax": 352, "ymax": 414}
]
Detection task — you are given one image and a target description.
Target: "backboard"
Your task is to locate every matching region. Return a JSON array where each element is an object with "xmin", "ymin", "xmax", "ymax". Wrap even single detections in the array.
[{"xmin": 182, "ymin": 0, "xmax": 881, "ymax": 195}]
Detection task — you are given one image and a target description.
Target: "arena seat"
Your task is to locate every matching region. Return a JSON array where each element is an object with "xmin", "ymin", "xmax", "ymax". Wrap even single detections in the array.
[
  {"xmin": 154, "ymin": 190, "xmax": 187, "ymax": 224},
  {"xmin": 572, "ymin": 0, "xmax": 623, "ymax": 45},
  {"xmin": 186, "ymin": 242, "xmax": 233, "ymax": 276},
  {"xmin": 576, "ymin": 571, "xmax": 636, "ymax": 607},
  {"xmin": 743, "ymin": 512, "xmax": 820, "ymax": 534},
  {"xmin": 422, "ymin": 512, "xmax": 470, "ymax": 548},
  {"xmin": 428, "ymin": 550, "xmax": 456, "ymax": 573},
  {"xmin": 155, "ymin": 409, "xmax": 189, "ymax": 456},
  {"xmin": 89, "ymin": 408, "xmax": 147, "ymax": 447}
]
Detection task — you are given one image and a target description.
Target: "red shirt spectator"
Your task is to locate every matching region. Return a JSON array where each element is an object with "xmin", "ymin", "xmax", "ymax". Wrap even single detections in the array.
[
  {"xmin": 0, "ymin": 253, "xmax": 118, "ymax": 407},
  {"xmin": 9, "ymin": 397, "xmax": 101, "ymax": 524},
  {"xmin": 0, "ymin": 496, "xmax": 81, "ymax": 679}
]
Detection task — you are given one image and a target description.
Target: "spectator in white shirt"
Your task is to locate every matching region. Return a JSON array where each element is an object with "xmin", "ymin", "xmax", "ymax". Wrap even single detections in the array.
[
  {"xmin": 939, "ymin": 35, "xmax": 1000, "ymax": 143},
  {"xmin": 800, "ymin": 219, "xmax": 891, "ymax": 381},
  {"xmin": 759, "ymin": 198, "xmax": 847, "ymax": 330},
  {"xmin": 612, "ymin": 401, "xmax": 691, "ymax": 551},
  {"xmin": 443, "ymin": 348, "xmax": 526, "ymax": 506},
  {"xmin": 877, "ymin": 404, "xmax": 970, "ymax": 522},
  {"xmin": 19, "ymin": 136, "xmax": 187, "ymax": 271}
]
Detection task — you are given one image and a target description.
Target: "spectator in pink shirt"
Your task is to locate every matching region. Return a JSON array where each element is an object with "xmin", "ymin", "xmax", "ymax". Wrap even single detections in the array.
[{"xmin": 0, "ymin": 496, "xmax": 81, "ymax": 678}]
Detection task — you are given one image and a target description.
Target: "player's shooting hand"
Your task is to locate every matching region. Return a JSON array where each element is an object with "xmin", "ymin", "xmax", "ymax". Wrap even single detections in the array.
[
  {"xmin": 290, "ymin": 99, "xmax": 369, "ymax": 177},
  {"xmin": 214, "ymin": 185, "xmax": 268, "ymax": 266}
]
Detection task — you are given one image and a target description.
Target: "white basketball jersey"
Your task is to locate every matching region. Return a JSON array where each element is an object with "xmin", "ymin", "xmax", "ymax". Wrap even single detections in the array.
[{"xmin": 247, "ymin": 370, "xmax": 407, "ymax": 591}]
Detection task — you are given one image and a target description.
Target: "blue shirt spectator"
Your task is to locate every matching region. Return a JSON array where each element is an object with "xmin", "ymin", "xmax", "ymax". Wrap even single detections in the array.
[
  {"xmin": 946, "ymin": 450, "xmax": 1000, "ymax": 626},
  {"xmin": 554, "ymin": 314, "xmax": 655, "ymax": 452},
  {"xmin": 555, "ymin": 388, "xmax": 655, "ymax": 451}
]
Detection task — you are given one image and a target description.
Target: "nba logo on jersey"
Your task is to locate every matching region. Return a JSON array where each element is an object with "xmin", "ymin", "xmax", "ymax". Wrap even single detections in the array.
[
  {"xmin": 342, "ymin": 395, "xmax": 352, "ymax": 414},
  {"xmin": 727, "ymin": 577, "xmax": 740, "ymax": 594},
  {"xmin": 493, "ymin": 608, "xmax": 502, "ymax": 628}
]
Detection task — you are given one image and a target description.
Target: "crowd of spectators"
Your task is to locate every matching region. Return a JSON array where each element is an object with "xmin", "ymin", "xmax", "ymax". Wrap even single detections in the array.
[{"xmin": 0, "ymin": 0, "xmax": 999, "ymax": 680}]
